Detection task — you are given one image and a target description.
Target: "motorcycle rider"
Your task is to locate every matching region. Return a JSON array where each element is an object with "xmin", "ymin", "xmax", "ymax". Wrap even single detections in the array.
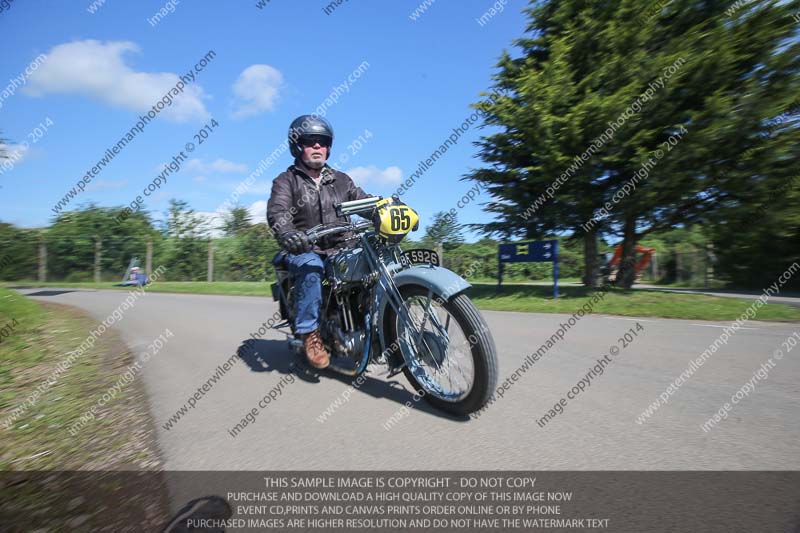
[{"xmin": 267, "ymin": 115, "xmax": 372, "ymax": 369}]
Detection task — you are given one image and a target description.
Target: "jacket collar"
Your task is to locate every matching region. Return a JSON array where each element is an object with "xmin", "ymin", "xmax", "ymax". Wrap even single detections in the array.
[{"xmin": 292, "ymin": 163, "xmax": 337, "ymax": 184}]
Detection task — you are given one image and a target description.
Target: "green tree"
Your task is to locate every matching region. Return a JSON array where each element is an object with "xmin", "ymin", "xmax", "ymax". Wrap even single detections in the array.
[
  {"xmin": 708, "ymin": 177, "xmax": 800, "ymax": 289},
  {"xmin": 424, "ymin": 211, "xmax": 465, "ymax": 251},
  {"xmin": 214, "ymin": 223, "xmax": 278, "ymax": 281},
  {"xmin": 222, "ymin": 205, "xmax": 252, "ymax": 236},
  {"xmin": 466, "ymin": 0, "xmax": 800, "ymax": 288},
  {"xmin": 239, "ymin": 222, "xmax": 279, "ymax": 280},
  {"xmin": 44, "ymin": 204, "xmax": 158, "ymax": 281},
  {"xmin": 603, "ymin": 0, "xmax": 800, "ymax": 287},
  {"xmin": 0, "ymin": 223, "xmax": 38, "ymax": 280},
  {"xmin": 161, "ymin": 199, "xmax": 209, "ymax": 281}
]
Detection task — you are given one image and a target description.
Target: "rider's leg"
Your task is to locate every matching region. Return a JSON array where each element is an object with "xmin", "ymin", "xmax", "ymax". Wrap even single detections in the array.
[
  {"xmin": 286, "ymin": 252, "xmax": 329, "ymax": 368},
  {"xmin": 286, "ymin": 252, "xmax": 324, "ymax": 334}
]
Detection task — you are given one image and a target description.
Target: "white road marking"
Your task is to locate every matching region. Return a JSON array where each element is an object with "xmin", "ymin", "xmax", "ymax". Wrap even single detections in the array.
[
  {"xmin": 689, "ymin": 324, "xmax": 759, "ymax": 330},
  {"xmin": 601, "ymin": 317, "xmax": 657, "ymax": 322}
]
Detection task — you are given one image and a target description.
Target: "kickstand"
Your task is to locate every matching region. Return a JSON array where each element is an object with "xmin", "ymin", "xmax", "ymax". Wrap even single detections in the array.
[{"xmin": 386, "ymin": 363, "xmax": 406, "ymax": 379}]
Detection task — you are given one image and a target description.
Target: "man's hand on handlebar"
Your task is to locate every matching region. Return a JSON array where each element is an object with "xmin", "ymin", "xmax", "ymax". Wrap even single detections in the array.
[{"xmin": 280, "ymin": 230, "xmax": 311, "ymax": 255}]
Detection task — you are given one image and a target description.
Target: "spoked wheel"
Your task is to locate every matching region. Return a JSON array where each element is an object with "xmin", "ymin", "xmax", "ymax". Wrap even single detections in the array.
[{"xmin": 385, "ymin": 285, "xmax": 498, "ymax": 416}]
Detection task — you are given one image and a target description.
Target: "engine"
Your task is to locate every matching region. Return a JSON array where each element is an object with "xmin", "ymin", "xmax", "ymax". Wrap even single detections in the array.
[
  {"xmin": 321, "ymin": 248, "xmax": 374, "ymax": 360},
  {"xmin": 322, "ymin": 276, "xmax": 368, "ymax": 359},
  {"xmin": 328, "ymin": 247, "xmax": 370, "ymax": 285}
]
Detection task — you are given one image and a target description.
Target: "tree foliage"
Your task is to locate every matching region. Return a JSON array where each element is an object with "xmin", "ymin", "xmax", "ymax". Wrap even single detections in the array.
[
  {"xmin": 2, "ymin": 200, "xmax": 589, "ymax": 283},
  {"xmin": 465, "ymin": 0, "xmax": 800, "ymax": 288},
  {"xmin": 44, "ymin": 204, "xmax": 158, "ymax": 281},
  {"xmin": 158, "ymin": 199, "xmax": 209, "ymax": 281},
  {"xmin": 423, "ymin": 211, "xmax": 465, "ymax": 251},
  {"xmin": 222, "ymin": 205, "xmax": 252, "ymax": 237}
]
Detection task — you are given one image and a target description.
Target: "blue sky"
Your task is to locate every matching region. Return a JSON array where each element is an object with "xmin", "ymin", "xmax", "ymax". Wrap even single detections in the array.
[{"xmin": 0, "ymin": 0, "xmax": 528, "ymax": 239}]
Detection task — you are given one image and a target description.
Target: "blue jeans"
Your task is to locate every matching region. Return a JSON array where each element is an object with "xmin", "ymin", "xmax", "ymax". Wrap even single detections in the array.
[{"xmin": 286, "ymin": 252, "xmax": 326, "ymax": 334}]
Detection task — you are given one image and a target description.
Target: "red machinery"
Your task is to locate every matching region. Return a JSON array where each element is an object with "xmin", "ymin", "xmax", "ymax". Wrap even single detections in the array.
[{"xmin": 607, "ymin": 244, "xmax": 656, "ymax": 281}]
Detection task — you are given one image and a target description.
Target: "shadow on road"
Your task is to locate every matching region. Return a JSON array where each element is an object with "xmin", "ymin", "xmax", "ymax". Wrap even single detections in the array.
[
  {"xmin": 236, "ymin": 339, "xmax": 293, "ymax": 374},
  {"xmin": 235, "ymin": 338, "xmax": 467, "ymax": 423},
  {"xmin": 324, "ymin": 370, "xmax": 469, "ymax": 422},
  {"xmin": 24, "ymin": 290, "xmax": 76, "ymax": 297}
]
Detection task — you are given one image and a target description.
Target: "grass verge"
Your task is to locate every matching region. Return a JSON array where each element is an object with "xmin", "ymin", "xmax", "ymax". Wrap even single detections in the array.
[
  {"xmin": 0, "ymin": 288, "xmax": 168, "ymax": 529},
  {"xmin": 2, "ymin": 280, "xmax": 275, "ymax": 296},
  {"xmin": 3, "ymin": 280, "xmax": 799, "ymax": 321},
  {"xmin": 466, "ymin": 283, "xmax": 800, "ymax": 321}
]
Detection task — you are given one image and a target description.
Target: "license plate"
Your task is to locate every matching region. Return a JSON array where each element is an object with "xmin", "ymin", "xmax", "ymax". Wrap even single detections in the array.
[{"xmin": 400, "ymin": 248, "xmax": 440, "ymax": 267}]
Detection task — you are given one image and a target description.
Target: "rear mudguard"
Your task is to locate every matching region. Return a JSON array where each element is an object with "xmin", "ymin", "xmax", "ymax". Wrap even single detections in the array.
[{"xmin": 376, "ymin": 264, "xmax": 471, "ymax": 356}]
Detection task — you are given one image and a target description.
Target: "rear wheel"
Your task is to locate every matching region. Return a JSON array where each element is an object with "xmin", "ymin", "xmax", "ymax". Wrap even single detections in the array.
[{"xmin": 384, "ymin": 285, "xmax": 498, "ymax": 416}]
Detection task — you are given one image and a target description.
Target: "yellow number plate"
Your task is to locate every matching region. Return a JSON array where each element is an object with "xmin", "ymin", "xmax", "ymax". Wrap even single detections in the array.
[{"xmin": 376, "ymin": 198, "xmax": 419, "ymax": 237}]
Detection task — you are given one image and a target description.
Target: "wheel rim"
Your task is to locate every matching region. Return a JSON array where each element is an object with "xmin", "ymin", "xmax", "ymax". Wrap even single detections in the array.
[{"xmin": 395, "ymin": 293, "xmax": 475, "ymax": 402}]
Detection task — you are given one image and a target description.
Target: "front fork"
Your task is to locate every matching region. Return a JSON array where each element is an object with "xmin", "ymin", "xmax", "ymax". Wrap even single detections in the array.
[{"xmin": 370, "ymin": 264, "xmax": 451, "ymax": 378}]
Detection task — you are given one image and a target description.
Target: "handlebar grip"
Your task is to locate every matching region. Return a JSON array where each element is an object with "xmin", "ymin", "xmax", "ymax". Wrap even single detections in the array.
[{"xmin": 337, "ymin": 196, "xmax": 383, "ymax": 217}]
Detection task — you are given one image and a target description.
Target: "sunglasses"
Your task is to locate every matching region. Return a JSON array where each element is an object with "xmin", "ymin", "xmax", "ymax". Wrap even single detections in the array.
[{"xmin": 299, "ymin": 136, "xmax": 331, "ymax": 148}]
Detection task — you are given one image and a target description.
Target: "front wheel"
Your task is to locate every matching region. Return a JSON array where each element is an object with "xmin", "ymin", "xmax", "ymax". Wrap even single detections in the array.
[{"xmin": 384, "ymin": 286, "xmax": 498, "ymax": 416}]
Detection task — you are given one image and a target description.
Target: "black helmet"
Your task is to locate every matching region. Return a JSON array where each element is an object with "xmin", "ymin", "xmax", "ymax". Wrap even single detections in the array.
[{"xmin": 288, "ymin": 115, "xmax": 334, "ymax": 159}]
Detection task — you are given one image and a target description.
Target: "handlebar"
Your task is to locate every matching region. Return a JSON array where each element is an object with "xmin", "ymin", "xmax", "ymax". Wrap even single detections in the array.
[
  {"xmin": 305, "ymin": 220, "xmax": 373, "ymax": 243},
  {"xmin": 335, "ymin": 196, "xmax": 383, "ymax": 217},
  {"xmin": 300, "ymin": 196, "xmax": 394, "ymax": 244}
]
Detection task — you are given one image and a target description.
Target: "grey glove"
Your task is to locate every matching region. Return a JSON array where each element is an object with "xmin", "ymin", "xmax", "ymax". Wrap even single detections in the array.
[{"xmin": 280, "ymin": 230, "xmax": 311, "ymax": 255}]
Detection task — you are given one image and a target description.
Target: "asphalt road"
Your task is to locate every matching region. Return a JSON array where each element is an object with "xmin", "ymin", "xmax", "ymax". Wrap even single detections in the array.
[
  {"xmin": 17, "ymin": 288, "xmax": 800, "ymax": 472},
  {"xmin": 633, "ymin": 283, "xmax": 800, "ymax": 307}
]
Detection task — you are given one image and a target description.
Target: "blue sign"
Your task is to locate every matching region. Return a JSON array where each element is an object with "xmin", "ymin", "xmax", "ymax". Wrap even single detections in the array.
[
  {"xmin": 498, "ymin": 240, "xmax": 557, "ymax": 263},
  {"xmin": 497, "ymin": 240, "xmax": 560, "ymax": 297}
]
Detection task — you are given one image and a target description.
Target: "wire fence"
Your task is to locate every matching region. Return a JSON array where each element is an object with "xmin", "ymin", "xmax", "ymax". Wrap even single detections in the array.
[
  {"xmin": 0, "ymin": 234, "xmax": 585, "ymax": 285},
  {"xmin": 632, "ymin": 248, "xmax": 716, "ymax": 287},
  {"xmin": 0, "ymin": 234, "xmax": 716, "ymax": 288},
  {"xmin": 0, "ymin": 234, "xmax": 282, "ymax": 283}
]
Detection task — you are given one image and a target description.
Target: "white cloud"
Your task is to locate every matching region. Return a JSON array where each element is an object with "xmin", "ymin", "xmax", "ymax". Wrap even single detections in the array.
[
  {"xmin": 193, "ymin": 200, "xmax": 264, "ymax": 237},
  {"xmin": 194, "ymin": 175, "xmax": 207, "ymax": 184},
  {"xmin": 344, "ymin": 165, "xmax": 403, "ymax": 187},
  {"xmin": 23, "ymin": 40, "xmax": 209, "ymax": 122},
  {"xmin": 185, "ymin": 158, "xmax": 248, "ymax": 174},
  {"xmin": 231, "ymin": 64, "xmax": 283, "ymax": 118},
  {"xmin": 194, "ymin": 211, "xmax": 225, "ymax": 237},
  {"xmin": 247, "ymin": 200, "xmax": 267, "ymax": 222}
]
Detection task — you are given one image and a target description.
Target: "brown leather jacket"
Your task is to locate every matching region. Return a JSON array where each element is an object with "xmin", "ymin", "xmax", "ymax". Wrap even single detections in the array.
[{"xmin": 267, "ymin": 163, "xmax": 371, "ymax": 254}]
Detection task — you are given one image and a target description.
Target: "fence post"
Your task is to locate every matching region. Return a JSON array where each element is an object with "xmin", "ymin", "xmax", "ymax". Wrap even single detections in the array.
[
  {"xmin": 94, "ymin": 235, "xmax": 102, "ymax": 283},
  {"xmin": 437, "ymin": 242, "xmax": 444, "ymax": 268},
  {"xmin": 689, "ymin": 245, "xmax": 698, "ymax": 285},
  {"xmin": 146, "ymin": 236, "xmax": 153, "ymax": 277},
  {"xmin": 207, "ymin": 238, "xmax": 214, "ymax": 282},
  {"xmin": 496, "ymin": 259, "xmax": 504, "ymax": 294},
  {"xmin": 651, "ymin": 251, "xmax": 658, "ymax": 282},
  {"xmin": 38, "ymin": 233, "xmax": 47, "ymax": 282}
]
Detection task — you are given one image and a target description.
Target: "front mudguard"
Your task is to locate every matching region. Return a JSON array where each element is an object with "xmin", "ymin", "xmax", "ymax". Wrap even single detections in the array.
[{"xmin": 376, "ymin": 264, "xmax": 471, "ymax": 357}]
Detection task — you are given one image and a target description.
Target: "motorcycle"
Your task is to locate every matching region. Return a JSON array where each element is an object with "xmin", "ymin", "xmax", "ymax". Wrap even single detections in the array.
[{"xmin": 270, "ymin": 195, "xmax": 498, "ymax": 416}]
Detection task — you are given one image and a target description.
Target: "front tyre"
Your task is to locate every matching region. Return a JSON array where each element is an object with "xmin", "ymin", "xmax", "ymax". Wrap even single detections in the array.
[{"xmin": 385, "ymin": 286, "xmax": 498, "ymax": 416}]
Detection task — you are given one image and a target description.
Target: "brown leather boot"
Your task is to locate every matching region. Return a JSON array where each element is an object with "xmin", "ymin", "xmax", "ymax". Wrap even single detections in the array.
[{"xmin": 303, "ymin": 330, "xmax": 330, "ymax": 369}]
